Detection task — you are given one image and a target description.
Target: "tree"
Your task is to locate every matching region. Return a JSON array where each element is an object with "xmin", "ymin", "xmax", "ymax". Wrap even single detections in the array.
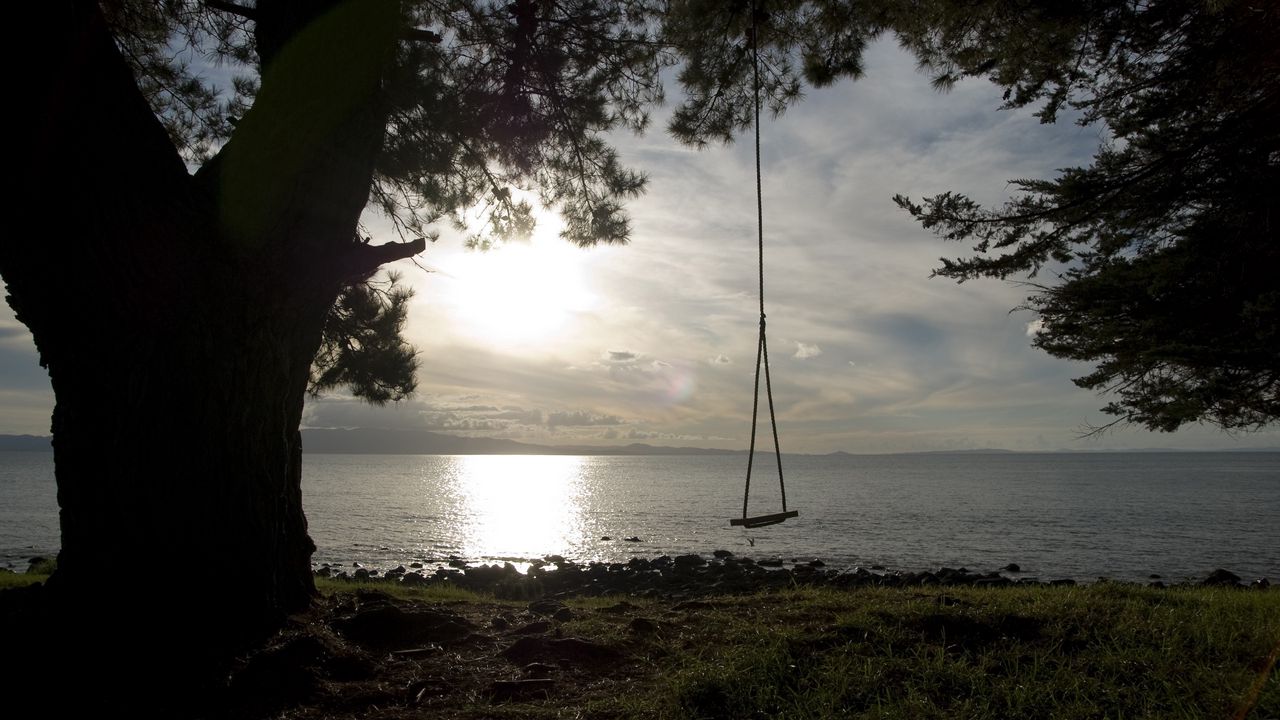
[
  {"xmin": 888, "ymin": 0, "xmax": 1280, "ymax": 432},
  {"xmin": 4, "ymin": 0, "xmax": 671, "ymax": 697}
]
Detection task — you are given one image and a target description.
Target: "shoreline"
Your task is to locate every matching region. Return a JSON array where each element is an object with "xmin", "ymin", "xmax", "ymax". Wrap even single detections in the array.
[{"xmin": 309, "ymin": 552, "xmax": 1274, "ymax": 598}]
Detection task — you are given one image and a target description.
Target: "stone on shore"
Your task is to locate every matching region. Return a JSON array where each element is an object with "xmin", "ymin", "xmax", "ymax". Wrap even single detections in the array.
[{"xmin": 1201, "ymin": 568, "xmax": 1243, "ymax": 587}]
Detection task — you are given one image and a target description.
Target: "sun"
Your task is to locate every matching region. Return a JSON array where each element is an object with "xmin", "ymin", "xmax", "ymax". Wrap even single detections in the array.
[{"xmin": 439, "ymin": 211, "xmax": 598, "ymax": 347}]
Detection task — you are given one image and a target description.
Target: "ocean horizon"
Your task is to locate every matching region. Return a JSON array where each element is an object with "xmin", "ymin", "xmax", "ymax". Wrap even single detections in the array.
[{"xmin": 3, "ymin": 450, "xmax": 1277, "ymax": 583}]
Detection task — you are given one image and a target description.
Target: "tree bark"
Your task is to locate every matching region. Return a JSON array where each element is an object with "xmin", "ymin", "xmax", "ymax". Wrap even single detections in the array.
[{"xmin": 2, "ymin": 1, "xmax": 405, "ymax": 702}]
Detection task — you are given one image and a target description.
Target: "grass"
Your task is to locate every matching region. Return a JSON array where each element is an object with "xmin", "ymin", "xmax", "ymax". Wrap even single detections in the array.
[
  {"xmin": 657, "ymin": 585, "xmax": 1280, "ymax": 720},
  {"xmin": 6, "ymin": 571, "xmax": 1276, "ymax": 718},
  {"xmin": 304, "ymin": 578, "xmax": 1279, "ymax": 719},
  {"xmin": 0, "ymin": 570, "xmax": 47, "ymax": 591}
]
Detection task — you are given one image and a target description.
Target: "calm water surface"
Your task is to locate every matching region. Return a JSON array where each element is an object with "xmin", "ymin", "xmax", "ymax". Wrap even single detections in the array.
[{"xmin": 2, "ymin": 451, "xmax": 1277, "ymax": 582}]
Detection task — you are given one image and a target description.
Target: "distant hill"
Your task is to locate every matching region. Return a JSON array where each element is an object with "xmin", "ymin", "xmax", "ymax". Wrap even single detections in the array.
[
  {"xmin": 4, "ymin": 432, "xmax": 1276, "ymax": 456},
  {"xmin": 0, "ymin": 434, "xmax": 52, "ymax": 451},
  {"xmin": 299, "ymin": 428, "xmax": 740, "ymax": 456}
]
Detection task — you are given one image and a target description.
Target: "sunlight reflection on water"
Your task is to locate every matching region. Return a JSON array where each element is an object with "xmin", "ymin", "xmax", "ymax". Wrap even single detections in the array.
[{"xmin": 445, "ymin": 455, "xmax": 587, "ymax": 562}]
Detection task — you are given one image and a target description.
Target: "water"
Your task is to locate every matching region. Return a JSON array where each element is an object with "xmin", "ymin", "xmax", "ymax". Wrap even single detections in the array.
[{"xmin": 2, "ymin": 451, "xmax": 1277, "ymax": 582}]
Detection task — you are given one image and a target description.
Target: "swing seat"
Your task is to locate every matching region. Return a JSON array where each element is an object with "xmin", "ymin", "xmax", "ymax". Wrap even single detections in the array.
[{"xmin": 730, "ymin": 510, "xmax": 798, "ymax": 528}]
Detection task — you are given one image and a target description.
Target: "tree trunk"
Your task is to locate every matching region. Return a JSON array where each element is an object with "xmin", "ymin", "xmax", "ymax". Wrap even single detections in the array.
[
  {"xmin": 42, "ymin": 274, "xmax": 328, "ymax": 675},
  {"xmin": 2, "ymin": 1, "xmax": 411, "ymax": 704}
]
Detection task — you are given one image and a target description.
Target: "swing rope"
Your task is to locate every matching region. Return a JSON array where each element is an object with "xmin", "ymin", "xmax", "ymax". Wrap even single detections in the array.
[{"xmin": 740, "ymin": 4, "xmax": 789, "ymax": 524}]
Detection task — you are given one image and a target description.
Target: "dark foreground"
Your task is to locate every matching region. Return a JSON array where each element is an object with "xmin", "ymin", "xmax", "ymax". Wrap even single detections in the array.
[{"xmin": 2, "ymin": 563, "xmax": 1277, "ymax": 719}]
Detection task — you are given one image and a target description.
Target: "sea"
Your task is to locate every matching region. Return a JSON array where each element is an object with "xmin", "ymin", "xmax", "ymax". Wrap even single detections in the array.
[{"xmin": 2, "ymin": 451, "xmax": 1277, "ymax": 583}]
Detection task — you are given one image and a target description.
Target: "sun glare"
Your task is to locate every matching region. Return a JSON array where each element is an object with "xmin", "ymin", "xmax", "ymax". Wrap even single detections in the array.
[
  {"xmin": 440, "ymin": 212, "xmax": 597, "ymax": 347},
  {"xmin": 452, "ymin": 455, "xmax": 587, "ymax": 561}
]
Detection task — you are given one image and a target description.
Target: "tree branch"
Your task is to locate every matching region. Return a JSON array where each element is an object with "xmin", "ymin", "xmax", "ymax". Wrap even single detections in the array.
[
  {"xmin": 342, "ymin": 237, "xmax": 427, "ymax": 280},
  {"xmin": 204, "ymin": 0, "xmax": 257, "ymax": 20},
  {"xmin": 404, "ymin": 27, "xmax": 443, "ymax": 43}
]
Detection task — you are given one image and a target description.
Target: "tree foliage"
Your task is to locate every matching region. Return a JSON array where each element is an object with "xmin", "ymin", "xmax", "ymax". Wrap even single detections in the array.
[
  {"xmin": 890, "ymin": 0, "xmax": 1279, "ymax": 432},
  {"xmin": 310, "ymin": 274, "xmax": 417, "ymax": 405}
]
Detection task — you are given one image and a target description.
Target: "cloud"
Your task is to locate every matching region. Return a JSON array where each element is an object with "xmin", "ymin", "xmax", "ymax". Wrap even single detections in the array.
[
  {"xmin": 1026, "ymin": 319, "xmax": 1045, "ymax": 338},
  {"xmin": 605, "ymin": 350, "xmax": 639, "ymax": 363},
  {"xmin": 545, "ymin": 411, "xmax": 624, "ymax": 427},
  {"xmin": 794, "ymin": 342, "xmax": 823, "ymax": 359},
  {"xmin": 709, "ymin": 354, "xmax": 731, "ymax": 364}
]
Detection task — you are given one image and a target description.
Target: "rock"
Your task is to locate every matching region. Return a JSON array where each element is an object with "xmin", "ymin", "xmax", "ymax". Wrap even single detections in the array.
[
  {"xmin": 552, "ymin": 607, "xmax": 575, "ymax": 622},
  {"xmin": 1252, "ymin": 578, "xmax": 1271, "ymax": 590},
  {"xmin": 1049, "ymin": 578, "xmax": 1076, "ymax": 586},
  {"xmin": 448, "ymin": 558, "xmax": 468, "ymax": 569},
  {"xmin": 673, "ymin": 554, "xmax": 705, "ymax": 568},
  {"xmin": 1149, "ymin": 573, "xmax": 1162, "ymax": 579},
  {"xmin": 352, "ymin": 562, "xmax": 362, "ymax": 568},
  {"xmin": 974, "ymin": 577, "xmax": 1012, "ymax": 588},
  {"xmin": 807, "ymin": 559, "xmax": 826, "ymax": 568},
  {"xmin": 409, "ymin": 562, "xmax": 424, "ymax": 568},
  {"xmin": 624, "ymin": 536, "xmax": 641, "ymax": 542},
  {"xmin": 870, "ymin": 564, "xmax": 886, "ymax": 571},
  {"xmin": 757, "ymin": 558, "xmax": 783, "ymax": 568},
  {"xmin": 1001, "ymin": 563, "xmax": 1021, "ymax": 573},
  {"xmin": 400, "ymin": 571, "xmax": 426, "ymax": 586},
  {"xmin": 712, "ymin": 549, "xmax": 734, "ymax": 559},
  {"xmin": 628, "ymin": 617, "xmax": 659, "ymax": 635},
  {"xmin": 1202, "ymin": 568, "xmax": 1242, "ymax": 586},
  {"xmin": 600, "ymin": 536, "xmax": 612, "ymax": 541},
  {"xmin": 353, "ymin": 568, "xmax": 370, "ymax": 580},
  {"xmin": 314, "ymin": 567, "xmax": 332, "ymax": 577}
]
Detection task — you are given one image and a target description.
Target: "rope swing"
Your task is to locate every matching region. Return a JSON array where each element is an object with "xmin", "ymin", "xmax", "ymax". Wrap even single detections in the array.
[{"xmin": 730, "ymin": 4, "xmax": 798, "ymax": 530}]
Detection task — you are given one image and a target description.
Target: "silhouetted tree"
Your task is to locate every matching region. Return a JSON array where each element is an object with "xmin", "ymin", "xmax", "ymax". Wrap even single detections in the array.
[
  {"xmin": 4, "ymin": 0, "xmax": 678, "ymax": 698},
  {"xmin": 889, "ymin": 0, "xmax": 1280, "ymax": 432}
]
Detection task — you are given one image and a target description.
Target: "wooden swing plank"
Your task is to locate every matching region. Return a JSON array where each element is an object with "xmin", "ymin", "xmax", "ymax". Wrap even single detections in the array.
[{"xmin": 729, "ymin": 510, "xmax": 798, "ymax": 528}]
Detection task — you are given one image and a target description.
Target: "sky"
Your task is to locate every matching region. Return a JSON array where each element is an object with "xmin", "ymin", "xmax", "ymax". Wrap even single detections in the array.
[{"xmin": 2, "ymin": 37, "xmax": 1277, "ymax": 453}]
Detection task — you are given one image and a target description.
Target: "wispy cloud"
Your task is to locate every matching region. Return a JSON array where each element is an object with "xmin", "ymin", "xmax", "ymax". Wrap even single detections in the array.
[{"xmin": 794, "ymin": 342, "xmax": 823, "ymax": 359}]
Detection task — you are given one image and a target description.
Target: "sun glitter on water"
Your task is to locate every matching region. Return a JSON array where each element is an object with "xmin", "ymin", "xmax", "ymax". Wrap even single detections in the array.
[{"xmin": 450, "ymin": 455, "xmax": 587, "ymax": 561}]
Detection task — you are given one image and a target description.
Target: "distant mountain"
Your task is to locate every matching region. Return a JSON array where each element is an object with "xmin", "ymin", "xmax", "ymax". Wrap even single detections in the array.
[
  {"xmin": 4, "ymin": 432, "xmax": 1275, "ymax": 456},
  {"xmin": 0, "ymin": 434, "xmax": 52, "ymax": 451},
  {"xmin": 299, "ymin": 428, "xmax": 740, "ymax": 456},
  {"xmin": 907, "ymin": 448, "xmax": 1016, "ymax": 455}
]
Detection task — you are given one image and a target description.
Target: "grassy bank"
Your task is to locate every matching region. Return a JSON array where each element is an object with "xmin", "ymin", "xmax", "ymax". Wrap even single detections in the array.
[
  {"xmin": 310, "ymin": 578, "xmax": 1278, "ymax": 718},
  {"xmin": 6, "ymin": 572, "xmax": 1277, "ymax": 718}
]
